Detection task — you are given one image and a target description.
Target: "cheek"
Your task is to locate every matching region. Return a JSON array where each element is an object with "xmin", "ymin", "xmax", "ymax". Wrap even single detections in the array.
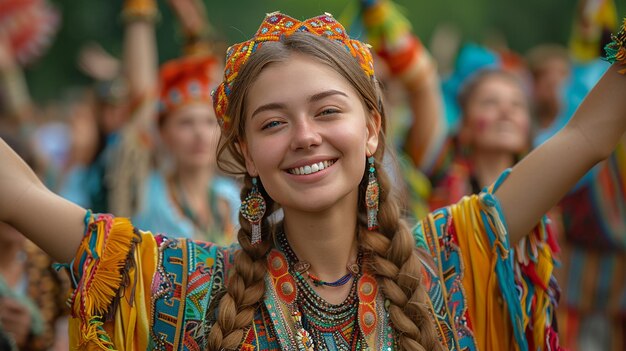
[
  {"xmin": 516, "ymin": 116, "xmax": 531, "ymax": 139},
  {"xmin": 469, "ymin": 114, "xmax": 492, "ymax": 135},
  {"xmin": 201, "ymin": 125, "xmax": 220, "ymax": 145},
  {"xmin": 247, "ymin": 137, "xmax": 280, "ymax": 173},
  {"xmin": 163, "ymin": 127, "xmax": 191, "ymax": 151}
]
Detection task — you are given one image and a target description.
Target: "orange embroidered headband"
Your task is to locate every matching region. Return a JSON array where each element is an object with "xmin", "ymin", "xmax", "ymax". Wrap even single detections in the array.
[
  {"xmin": 211, "ymin": 12, "xmax": 375, "ymax": 132},
  {"xmin": 158, "ymin": 55, "xmax": 218, "ymax": 119}
]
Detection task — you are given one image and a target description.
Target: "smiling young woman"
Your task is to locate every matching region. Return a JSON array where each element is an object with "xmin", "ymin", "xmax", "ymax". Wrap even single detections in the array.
[{"xmin": 1, "ymin": 10, "xmax": 626, "ymax": 351}]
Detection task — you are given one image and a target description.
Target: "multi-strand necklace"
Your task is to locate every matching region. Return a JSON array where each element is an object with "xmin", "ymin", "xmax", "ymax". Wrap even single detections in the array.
[{"xmin": 277, "ymin": 233, "xmax": 366, "ymax": 350}]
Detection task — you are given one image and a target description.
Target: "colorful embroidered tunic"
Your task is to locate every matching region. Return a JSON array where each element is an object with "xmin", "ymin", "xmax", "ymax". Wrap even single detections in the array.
[{"xmin": 64, "ymin": 178, "xmax": 560, "ymax": 351}]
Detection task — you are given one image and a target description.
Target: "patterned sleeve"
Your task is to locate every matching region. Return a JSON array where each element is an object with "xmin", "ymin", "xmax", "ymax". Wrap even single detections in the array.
[
  {"xmin": 63, "ymin": 211, "xmax": 158, "ymax": 350},
  {"xmin": 414, "ymin": 170, "xmax": 562, "ymax": 351},
  {"xmin": 62, "ymin": 211, "xmax": 236, "ymax": 351}
]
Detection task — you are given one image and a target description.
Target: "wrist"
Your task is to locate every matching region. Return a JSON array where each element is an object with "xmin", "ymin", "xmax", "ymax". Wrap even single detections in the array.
[
  {"xmin": 122, "ymin": 0, "xmax": 159, "ymax": 23},
  {"xmin": 183, "ymin": 32, "xmax": 212, "ymax": 56},
  {"xmin": 604, "ymin": 18, "xmax": 626, "ymax": 74},
  {"xmin": 361, "ymin": 0, "xmax": 412, "ymax": 51}
]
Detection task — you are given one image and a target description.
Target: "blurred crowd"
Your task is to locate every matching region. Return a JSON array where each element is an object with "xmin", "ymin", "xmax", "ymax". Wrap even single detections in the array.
[{"xmin": 0, "ymin": 0, "xmax": 623, "ymax": 350}]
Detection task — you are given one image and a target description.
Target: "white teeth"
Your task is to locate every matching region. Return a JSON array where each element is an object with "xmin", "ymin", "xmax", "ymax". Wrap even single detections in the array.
[{"xmin": 288, "ymin": 160, "xmax": 335, "ymax": 175}]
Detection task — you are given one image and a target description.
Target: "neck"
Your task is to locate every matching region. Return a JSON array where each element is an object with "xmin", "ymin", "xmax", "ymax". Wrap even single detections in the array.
[
  {"xmin": 536, "ymin": 104, "xmax": 558, "ymax": 129},
  {"xmin": 470, "ymin": 150, "xmax": 515, "ymax": 189},
  {"xmin": 282, "ymin": 194, "xmax": 359, "ymax": 281},
  {"xmin": 174, "ymin": 166, "xmax": 213, "ymax": 197}
]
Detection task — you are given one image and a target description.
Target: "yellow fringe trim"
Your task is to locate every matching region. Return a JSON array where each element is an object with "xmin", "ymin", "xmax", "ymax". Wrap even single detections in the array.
[
  {"xmin": 70, "ymin": 216, "xmax": 137, "ymax": 350},
  {"xmin": 78, "ymin": 318, "xmax": 116, "ymax": 351}
]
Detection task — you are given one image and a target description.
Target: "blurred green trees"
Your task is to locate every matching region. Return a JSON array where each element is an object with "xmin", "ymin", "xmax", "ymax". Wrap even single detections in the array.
[{"xmin": 24, "ymin": 0, "xmax": 624, "ymax": 102}]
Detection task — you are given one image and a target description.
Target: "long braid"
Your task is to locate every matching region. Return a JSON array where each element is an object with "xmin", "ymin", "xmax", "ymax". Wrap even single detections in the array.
[
  {"xmin": 206, "ymin": 176, "xmax": 274, "ymax": 350},
  {"xmin": 359, "ymin": 152, "xmax": 443, "ymax": 351}
]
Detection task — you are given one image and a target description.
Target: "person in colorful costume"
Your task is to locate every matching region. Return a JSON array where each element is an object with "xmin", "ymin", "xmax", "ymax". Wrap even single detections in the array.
[
  {"xmin": 528, "ymin": 1, "xmax": 626, "ymax": 349},
  {"xmin": 129, "ymin": 0, "xmax": 239, "ymax": 243},
  {"xmin": 62, "ymin": 0, "xmax": 240, "ymax": 244},
  {"xmin": 2, "ymin": 9, "xmax": 626, "ymax": 351},
  {"xmin": 360, "ymin": 2, "xmax": 561, "ymax": 348},
  {"xmin": 132, "ymin": 54, "xmax": 240, "ymax": 243}
]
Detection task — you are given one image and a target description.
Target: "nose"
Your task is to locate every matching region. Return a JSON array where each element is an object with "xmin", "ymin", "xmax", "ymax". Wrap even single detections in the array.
[
  {"xmin": 290, "ymin": 118, "xmax": 322, "ymax": 151},
  {"xmin": 498, "ymin": 101, "xmax": 519, "ymax": 120}
]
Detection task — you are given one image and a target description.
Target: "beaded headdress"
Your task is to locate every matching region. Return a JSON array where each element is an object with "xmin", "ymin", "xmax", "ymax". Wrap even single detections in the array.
[
  {"xmin": 212, "ymin": 12, "xmax": 375, "ymax": 132},
  {"xmin": 158, "ymin": 55, "xmax": 219, "ymax": 119}
]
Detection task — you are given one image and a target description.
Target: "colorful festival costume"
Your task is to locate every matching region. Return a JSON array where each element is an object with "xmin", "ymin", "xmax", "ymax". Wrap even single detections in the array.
[
  {"xmin": 63, "ymin": 172, "xmax": 559, "ymax": 351},
  {"xmin": 60, "ymin": 11, "xmax": 566, "ymax": 351}
]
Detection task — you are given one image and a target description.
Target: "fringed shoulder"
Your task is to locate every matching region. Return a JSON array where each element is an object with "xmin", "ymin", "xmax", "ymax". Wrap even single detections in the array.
[
  {"xmin": 64, "ymin": 211, "xmax": 142, "ymax": 350},
  {"xmin": 415, "ymin": 170, "xmax": 563, "ymax": 351}
]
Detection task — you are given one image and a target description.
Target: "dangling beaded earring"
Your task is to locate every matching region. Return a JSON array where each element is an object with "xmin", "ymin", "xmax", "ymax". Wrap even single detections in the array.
[
  {"xmin": 241, "ymin": 177, "xmax": 267, "ymax": 245},
  {"xmin": 365, "ymin": 156, "xmax": 380, "ymax": 230}
]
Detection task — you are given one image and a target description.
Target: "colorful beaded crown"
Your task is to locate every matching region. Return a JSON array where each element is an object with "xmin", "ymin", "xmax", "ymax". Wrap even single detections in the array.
[{"xmin": 212, "ymin": 12, "xmax": 375, "ymax": 132}]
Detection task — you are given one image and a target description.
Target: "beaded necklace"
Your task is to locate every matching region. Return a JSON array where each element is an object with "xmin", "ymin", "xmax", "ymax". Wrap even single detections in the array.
[{"xmin": 277, "ymin": 233, "xmax": 367, "ymax": 350}]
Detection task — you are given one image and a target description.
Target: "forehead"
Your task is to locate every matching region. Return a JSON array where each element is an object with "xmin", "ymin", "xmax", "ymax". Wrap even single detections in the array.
[
  {"xmin": 166, "ymin": 103, "xmax": 216, "ymax": 122},
  {"xmin": 474, "ymin": 75, "xmax": 524, "ymax": 95},
  {"xmin": 245, "ymin": 53, "xmax": 360, "ymax": 112}
]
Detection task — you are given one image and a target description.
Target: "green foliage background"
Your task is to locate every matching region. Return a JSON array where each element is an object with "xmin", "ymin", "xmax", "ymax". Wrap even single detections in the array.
[{"xmin": 25, "ymin": 0, "xmax": 625, "ymax": 102}]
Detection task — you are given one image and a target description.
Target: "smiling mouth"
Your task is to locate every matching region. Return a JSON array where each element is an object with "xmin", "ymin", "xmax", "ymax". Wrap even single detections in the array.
[{"xmin": 287, "ymin": 159, "xmax": 336, "ymax": 175}]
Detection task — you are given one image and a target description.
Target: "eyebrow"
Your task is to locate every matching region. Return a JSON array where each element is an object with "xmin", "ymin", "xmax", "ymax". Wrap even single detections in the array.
[
  {"xmin": 251, "ymin": 102, "xmax": 286, "ymax": 119},
  {"xmin": 308, "ymin": 89, "xmax": 348, "ymax": 103},
  {"xmin": 250, "ymin": 89, "xmax": 348, "ymax": 119}
]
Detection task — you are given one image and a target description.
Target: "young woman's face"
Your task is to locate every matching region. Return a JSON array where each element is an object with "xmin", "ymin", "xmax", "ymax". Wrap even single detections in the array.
[
  {"xmin": 160, "ymin": 103, "xmax": 220, "ymax": 169},
  {"xmin": 241, "ymin": 53, "xmax": 380, "ymax": 213},
  {"xmin": 461, "ymin": 75, "xmax": 530, "ymax": 154}
]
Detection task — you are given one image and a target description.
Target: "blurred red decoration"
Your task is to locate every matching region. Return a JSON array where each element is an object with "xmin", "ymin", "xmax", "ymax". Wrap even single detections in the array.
[{"xmin": 0, "ymin": 0, "xmax": 60, "ymax": 65}]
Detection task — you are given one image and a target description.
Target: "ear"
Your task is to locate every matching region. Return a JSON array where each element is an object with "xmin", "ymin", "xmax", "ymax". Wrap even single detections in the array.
[
  {"xmin": 365, "ymin": 109, "xmax": 382, "ymax": 156},
  {"xmin": 239, "ymin": 140, "xmax": 258, "ymax": 177}
]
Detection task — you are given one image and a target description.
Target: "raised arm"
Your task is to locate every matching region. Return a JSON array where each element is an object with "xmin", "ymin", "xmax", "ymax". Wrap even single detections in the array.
[
  {"xmin": 0, "ymin": 35, "xmax": 33, "ymax": 127},
  {"xmin": 498, "ymin": 60, "xmax": 626, "ymax": 244},
  {"xmin": 0, "ymin": 138, "xmax": 86, "ymax": 263},
  {"xmin": 360, "ymin": 0, "xmax": 446, "ymax": 169},
  {"xmin": 167, "ymin": 0, "xmax": 213, "ymax": 56},
  {"xmin": 122, "ymin": 0, "xmax": 159, "ymax": 129}
]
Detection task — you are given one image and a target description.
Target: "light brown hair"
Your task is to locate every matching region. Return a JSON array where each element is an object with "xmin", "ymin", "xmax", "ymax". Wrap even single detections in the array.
[{"xmin": 208, "ymin": 32, "xmax": 442, "ymax": 351}]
